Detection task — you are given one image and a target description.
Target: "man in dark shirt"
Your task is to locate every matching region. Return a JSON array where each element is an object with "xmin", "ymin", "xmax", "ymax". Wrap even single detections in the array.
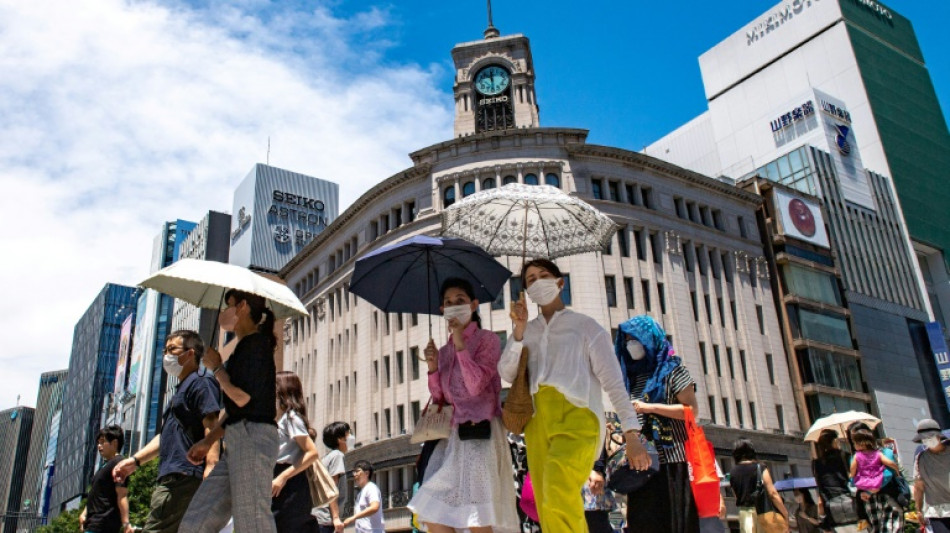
[
  {"xmin": 112, "ymin": 330, "xmax": 221, "ymax": 533},
  {"xmin": 81, "ymin": 426, "xmax": 131, "ymax": 533}
]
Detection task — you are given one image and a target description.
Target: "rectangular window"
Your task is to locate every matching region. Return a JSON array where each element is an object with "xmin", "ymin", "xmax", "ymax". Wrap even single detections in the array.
[
  {"xmin": 396, "ymin": 351, "xmax": 404, "ymax": 384},
  {"xmin": 592, "ymin": 179, "xmax": 604, "ymax": 200},
  {"xmin": 766, "ymin": 353, "xmax": 776, "ymax": 384},
  {"xmin": 374, "ymin": 412, "xmax": 379, "ymax": 440},
  {"xmin": 704, "ymin": 294, "xmax": 713, "ymax": 325},
  {"xmin": 756, "ymin": 305, "xmax": 765, "ymax": 335},
  {"xmin": 683, "ymin": 244, "xmax": 694, "ymax": 272},
  {"xmin": 411, "ymin": 401, "xmax": 421, "ymax": 426},
  {"xmin": 618, "ymin": 229, "xmax": 630, "ymax": 257},
  {"xmin": 605, "ymin": 276, "xmax": 617, "ymax": 307},
  {"xmin": 690, "ymin": 291, "xmax": 699, "ymax": 321},
  {"xmin": 608, "ymin": 181, "xmax": 620, "ymax": 201},
  {"xmin": 384, "ymin": 408, "xmax": 392, "ymax": 438},
  {"xmin": 641, "ymin": 280, "xmax": 651, "ymax": 311},
  {"xmin": 793, "ymin": 308, "xmax": 852, "ymax": 348},
  {"xmin": 713, "ymin": 210, "xmax": 724, "ymax": 231},
  {"xmin": 722, "ymin": 252, "xmax": 732, "ymax": 281},
  {"xmin": 717, "ymin": 297, "xmax": 725, "ymax": 326},
  {"xmin": 736, "ymin": 400, "xmax": 744, "ymax": 428},
  {"xmin": 410, "ymin": 347, "xmax": 420, "ymax": 380},
  {"xmin": 713, "ymin": 345, "xmax": 722, "ymax": 377},
  {"xmin": 687, "ymin": 201, "xmax": 699, "ymax": 223},
  {"xmin": 397, "ymin": 405, "xmax": 406, "ymax": 434},
  {"xmin": 776, "ymin": 405, "xmax": 785, "ymax": 433},
  {"xmin": 739, "ymin": 350, "xmax": 748, "ymax": 381},
  {"xmin": 710, "ymin": 250, "xmax": 721, "ymax": 279},
  {"xmin": 697, "ymin": 246, "xmax": 708, "ymax": 276},
  {"xmin": 604, "ymin": 236, "xmax": 613, "ymax": 255},
  {"xmin": 674, "ymin": 197, "xmax": 687, "ymax": 219},
  {"xmin": 726, "ymin": 347, "xmax": 735, "ymax": 379},
  {"xmin": 383, "ymin": 356, "xmax": 391, "ymax": 388},
  {"xmin": 370, "ymin": 220, "xmax": 379, "ymax": 241},
  {"xmin": 782, "ymin": 264, "xmax": 843, "ymax": 306},
  {"xmin": 397, "ymin": 313, "xmax": 404, "ymax": 331},
  {"xmin": 722, "ymin": 399, "xmax": 731, "ymax": 426},
  {"xmin": 634, "ymin": 230, "xmax": 646, "ymax": 261},
  {"xmin": 657, "ymin": 282, "xmax": 667, "ymax": 314},
  {"xmin": 738, "ymin": 216, "xmax": 747, "ymax": 238},
  {"xmin": 800, "ymin": 348, "xmax": 863, "ymax": 392},
  {"xmin": 385, "ymin": 314, "xmax": 390, "ymax": 335},
  {"xmin": 510, "ymin": 276, "xmax": 523, "ymax": 303},
  {"xmin": 708, "ymin": 396, "xmax": 717, "ymax": 423},
  {"xmin": 561, "ymin": 274, "xmax": 573, "ymax": 306},
  {"xmin": 411, "ymin": 313, "xmax": 418, "ymax": 326},
  {"xmin": 699, "ymin": 342, "xmax": 708, "ymax": 374},
  {"xmin": 730, "ymin": 300, "xmax": 738, "ymax": 330},
  {"xmin": 373, "ymin": 360, "xmax": 379, "ymax": 390},
  {"xmin": 750, "ymin": 263, "xmax": 758, "ymax": 288},
  {"xmin": 641, "ymin": 186, "xmax": 655, "ymax": 209},
  {"xmin": 625, "ymin": 184, "xmax": 637, "ymax": 205},
  {"xmin": 750, "ymin": 402, "xmax": 758, "ymax": 429},
  {"xmin": 393, "ymin": 207, "xmax": 403, "ymax": 228},
  {"xmin": 407, "ymin": 201, "xmax": 416, "ymax": 222},
  {"xmin": 700, "ymin": 206, "xmax": 712, "ymax": 226},
  {"xmin": 650, "ymin": 233, "xmax": 662, "ymax": 264},
  {"xmin": 624, "ymin": 277, "xmax": 636, "ymax": 309}
]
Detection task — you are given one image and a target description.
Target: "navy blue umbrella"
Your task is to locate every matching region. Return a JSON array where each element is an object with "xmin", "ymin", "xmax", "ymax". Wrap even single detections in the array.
[{"xmin": 349, "ymin": 235, "xmax": 512, "ymax": 336}]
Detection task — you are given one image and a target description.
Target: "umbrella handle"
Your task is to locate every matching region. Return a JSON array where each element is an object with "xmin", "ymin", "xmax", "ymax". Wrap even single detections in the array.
[{"xmin": 208, "ymin": 292, "xmax": 226, "ymax": 351}]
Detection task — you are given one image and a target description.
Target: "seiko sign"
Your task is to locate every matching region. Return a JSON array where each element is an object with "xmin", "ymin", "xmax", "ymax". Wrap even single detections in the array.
[
  {"xmin": 479, "ymin": 96, "xmax": 509, "ymax": 106},
  {"xmin": 272, "ymin": 190, "xmax": 325, "ymax": 211},
  {"xmin": 746, "ymin": 0, "xmax": 820, "ymax": 46}
]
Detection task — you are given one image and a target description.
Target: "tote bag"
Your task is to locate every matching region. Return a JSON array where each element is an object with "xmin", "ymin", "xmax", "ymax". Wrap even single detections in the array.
[
  {"xmin": 754, "ymin": 463, "xmax": 787, "ymax": 533},
  {"xmin": 683, "ymin": 406, "xmax": 722, "ymax": 518},
  {"xmin": 306, "ymin": 455, "xmax": 339, "ymax": 508},
  {"xmin": 502, "ymin": 346, "xmax": 534, "ymax": 434},
  {"xmin": 410, "ymin": 400, "xmax": 454, "ymax": 444}
]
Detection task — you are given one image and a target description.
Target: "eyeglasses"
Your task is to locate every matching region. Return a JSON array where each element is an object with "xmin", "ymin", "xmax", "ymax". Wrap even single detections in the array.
[{"xmin": 163, "ymin": 345, "xmax": 188, "ymax": 355}]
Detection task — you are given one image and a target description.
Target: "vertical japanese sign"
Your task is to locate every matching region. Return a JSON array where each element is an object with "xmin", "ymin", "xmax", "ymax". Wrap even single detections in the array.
[
  {"xmin": 926, "ymin": 321, "xmax": 950, "ymax": 413},
  {"xmin": 114, "ymin": 315, "xmax": 133, "ymax": 398}
]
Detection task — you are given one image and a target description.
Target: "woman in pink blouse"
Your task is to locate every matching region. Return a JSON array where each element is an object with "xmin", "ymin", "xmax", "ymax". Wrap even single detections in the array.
[{"xmin": 407, "ymin": 278, "xmax": 520, "ymax": 533}]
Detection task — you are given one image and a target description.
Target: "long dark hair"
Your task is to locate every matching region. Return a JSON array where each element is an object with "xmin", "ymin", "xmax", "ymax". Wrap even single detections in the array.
[
  {"xmin": 440, "ymin": 277, "xmax": 482, "ymax": 328},
  {"xmin": 276, "ymin": 371, "xmax": 310, "ymax": 430},
  {"xmin": 225, "ymin": 289, "xmax": 277, "ymax": 351},
  {"xmin": 816, "ymin": 429, "xmax": 839, "ymax": 457}
]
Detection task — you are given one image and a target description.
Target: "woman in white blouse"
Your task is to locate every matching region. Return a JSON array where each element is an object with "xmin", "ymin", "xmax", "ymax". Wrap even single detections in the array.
[
  {"xmin": 501, "ymin": 258, "xmax": 650, "ymax": 533},
  {"xmin": 271, "ymin": 371, "xmax": 321, "ymax": 532}
]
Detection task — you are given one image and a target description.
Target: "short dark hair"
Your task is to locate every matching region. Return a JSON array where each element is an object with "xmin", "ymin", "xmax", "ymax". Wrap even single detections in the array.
[
  {"xmin": 97, "ymin": 425, "xmax": 124, "ymax": 451},
  {"xmin": 732, "ymin": 438, "xmax": 756, "ymax": 462},
  {"xmin": 520, "ymin": 258, "xmax": 563, "ymax": 285},
  {"xmin": 323, "ymin": 421, "xmax": 351, "ymax": 449},
  {"xmin": 166, "ymin": 330, "xmax": 205, "ymax": 360},
  {"xmin": 354, "ymin": 460, "xmax": 374, "ymax": 477}
]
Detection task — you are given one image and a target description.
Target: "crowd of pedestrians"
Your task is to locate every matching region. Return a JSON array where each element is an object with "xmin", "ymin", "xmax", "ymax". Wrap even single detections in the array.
[{"xmin": 74, "ymin": 266, "xmax": 950, "ymax": 533}]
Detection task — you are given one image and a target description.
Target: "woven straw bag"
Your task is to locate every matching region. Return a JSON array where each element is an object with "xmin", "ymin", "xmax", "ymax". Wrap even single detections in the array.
[{"xmin": 502, "ymin": 346, "xmax": 533, "ymax": 434}]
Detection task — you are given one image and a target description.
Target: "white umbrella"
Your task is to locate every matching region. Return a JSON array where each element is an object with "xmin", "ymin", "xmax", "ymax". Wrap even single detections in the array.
[
  {"xmin": 441, "ymin": 183, "xmax": 618, "ymax": 259},
  {"xmin": 140, "ymin": 258, "xmax": 308, "ymax": 319},
  {"xmin": 803, "ymin": 410, "xmax": 882, "ymax": 442}
]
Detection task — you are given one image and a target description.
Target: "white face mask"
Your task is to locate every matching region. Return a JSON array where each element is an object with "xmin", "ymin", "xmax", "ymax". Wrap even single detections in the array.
[
  {"xmin": 526, "ymin": 278, "xmax": 561, "ymax": 306},
  {"xmin": 163, "ymin": 352, "xmax": 184, "ymax": 377},
  {"xmin": 627, "ymin": 340, "xmax": 646, "ymax": 361},
  {"xmin": 922, "ymin": 435, "xmax": 941, "ymax": 449},
  {"xmin": 346, "ymin": 434, "xmax": 357, "ymax": 450},
  {"xmin": 442, "ymin": 304, "xmax": 473, "ymax": 326}
]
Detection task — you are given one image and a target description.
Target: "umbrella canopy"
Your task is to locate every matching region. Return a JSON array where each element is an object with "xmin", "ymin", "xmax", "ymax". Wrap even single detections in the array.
[
  {"xmin": 140, "ymin": 258, "xmax": 308, "ymax": 319},
  {"xmin": 773, "ymin": 477, "xmax": 817, "ymax": 491},
  {"xmin": 349, "ymin": 235, "xmax": 512, "ymax": 316},
  {"xmin": 804, "ymin": 411, "xmax": 882, "ymax": 442},
  {"xmin": 441, "ymin": 183, "xmax": 618, "ymax": 259}
]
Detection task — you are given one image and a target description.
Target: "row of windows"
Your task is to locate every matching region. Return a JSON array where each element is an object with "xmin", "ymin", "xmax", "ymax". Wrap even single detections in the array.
[
  {"xmin": 698, "ymin": 340, "xmax": 770, "ymax": 384},
  {"xmin": 444, "ymin": 172, "xmax": 561, "ymax": 207},
  {"xmin": 591, "ymin": 178, "xmax": 656, "ymax": 210},
  {"xmin": 673, "ymin": 196, "xmax": 728, "ymax": 233},
  {"xmin": 706, "ymin": 396, "xmax": 785, "ymax": 433},
  {"xmin": 689, "ymin": 289, "xmax": 767, "ymax": 335}
]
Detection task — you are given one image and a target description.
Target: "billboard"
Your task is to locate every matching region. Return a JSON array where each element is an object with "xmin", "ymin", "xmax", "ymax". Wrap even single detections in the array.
[
  {"xmin": 128, "ymin": 290, "xmax": 159, "ymax": 395},
  {"xmin": 927, "ymin": 322, "xmax": 950, "ymax": 414},
  {"xmin": 774, "ymin": 188, "xmax": 830, "ymax": 249},
  {"xmin": 113, "ymin": 315, "xmax": 134, "ymax": 398}
]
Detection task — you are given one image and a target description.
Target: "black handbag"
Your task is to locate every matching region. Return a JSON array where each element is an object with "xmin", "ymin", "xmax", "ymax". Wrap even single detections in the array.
[
  {"xmin": 604, "ymin": 432, "xmax": 660, "ymax": 494},
  {"xmin": 457, "ymin": 420, "xmax": 491, "ymax": 440}
]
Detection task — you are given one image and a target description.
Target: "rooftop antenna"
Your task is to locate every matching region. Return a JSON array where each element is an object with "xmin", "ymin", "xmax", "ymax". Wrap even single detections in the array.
[
  {"xmin": 266, "ymin": 137, "xmax": 271, "ymax": 165},
  {"xmin": 484, "ymin": 0, "xmax": 499, "ymax": 39}
]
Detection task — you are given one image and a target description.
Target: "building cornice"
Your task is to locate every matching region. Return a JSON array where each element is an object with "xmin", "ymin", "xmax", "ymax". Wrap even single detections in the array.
[
  {"xmin": 567, "ymin": 144, "xmax": 763, "ymax": 205},
  {"xmin": 279, "ymin": 162, "xmax": 432, "ymax": 276},
  {"xmin": 409, "ymin": 127, "xmax": 589, "ymax": 166}
]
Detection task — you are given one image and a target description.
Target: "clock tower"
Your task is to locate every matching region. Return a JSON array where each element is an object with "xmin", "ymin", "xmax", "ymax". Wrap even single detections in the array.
[{"xmin": 451, "ymin": 16, "xmax": 540, "ymax": 137}]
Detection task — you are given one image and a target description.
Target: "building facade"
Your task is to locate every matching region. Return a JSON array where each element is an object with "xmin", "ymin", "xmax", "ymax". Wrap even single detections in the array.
[
  {"xmin": 230, "ymin": 164, "xmax": 339, "ymax": 274},
  {"xmin": 646, "ymin": 0, "xmax": 950, "ymax": 315},
  {"xmin": 19, "ymin": 370, "xmax": 68, "ymax": 528},
  {"xmin": 0, "ymin": 407, "xmax": 34, "ymax": 533},
  {"xmin": 50, "ymin": 283, "xmax": 139, "ymax": 516},
  {"xmin": 280, "ymin": 24, "xmax": 811, "ymax": 529}
]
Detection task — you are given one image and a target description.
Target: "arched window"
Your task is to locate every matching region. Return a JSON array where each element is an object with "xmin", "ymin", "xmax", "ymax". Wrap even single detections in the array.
[
  {"xmin": 503, "ymin": 175, "xmax": 517, "ymax": 185},
  {"xmin": 545, "ymin": 173, "xmax": 561, "ymax": 187},
  {"xmin": 524, "ymin": 173, "xmax": 539, "ymax": 185},
  {"xmin": 482, "ymin": 178, "xmax": 496, "ymax": 190},
  {"xmin": 462, "ymin": 181, "xmax": 476, "ymax": 197},
  {"xmin": 444, "ymin": 186, "xmax": 456, "ymax": 208}
]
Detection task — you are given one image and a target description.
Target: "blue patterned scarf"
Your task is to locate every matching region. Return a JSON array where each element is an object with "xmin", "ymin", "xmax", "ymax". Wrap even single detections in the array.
[{"xmin": 615, "ymin": 315, "xmax": 681, "ymax": 447}]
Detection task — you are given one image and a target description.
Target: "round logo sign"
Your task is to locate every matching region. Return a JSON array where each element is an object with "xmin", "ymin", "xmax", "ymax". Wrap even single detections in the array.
[{"xmin": 788, "ymin": 198, "xmax": 816, "ymax": 237}]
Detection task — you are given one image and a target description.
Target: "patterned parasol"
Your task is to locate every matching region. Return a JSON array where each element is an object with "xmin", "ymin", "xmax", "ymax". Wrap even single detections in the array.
[{"xmin": 440, "ymin": 183, "xmax": 618, "ymax": 259}]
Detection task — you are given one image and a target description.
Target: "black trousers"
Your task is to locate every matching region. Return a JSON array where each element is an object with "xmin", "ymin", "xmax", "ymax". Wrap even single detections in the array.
[
  {"xmin": 626, "ymin": 462, "xmax": 700, "ymax": 533},
  {"xmin": 272, "ymin": 464, "xmax": 318, "ymax": 533},
  {"xmin": 586, "ymin": 510, "xmax": 613, "ymax": 533}
]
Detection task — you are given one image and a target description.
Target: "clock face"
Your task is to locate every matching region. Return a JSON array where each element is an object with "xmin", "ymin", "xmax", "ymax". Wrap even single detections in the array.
[
  {"xmin": 788, "ymin": 198, "xmax": 817, "ymax": 237},
  {"xmin": 474, "ymin": 66, "xmax": 510, "ymax": 96}
]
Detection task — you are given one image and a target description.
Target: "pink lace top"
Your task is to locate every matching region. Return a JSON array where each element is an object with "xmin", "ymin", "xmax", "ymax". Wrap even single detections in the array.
[
  {"xmin": 428, "ymin": 322, "xmax": 502, "ymax": 426},
  {"xmin": 853, "ymin": 450, "xmax": 885, "ymax": 492}
]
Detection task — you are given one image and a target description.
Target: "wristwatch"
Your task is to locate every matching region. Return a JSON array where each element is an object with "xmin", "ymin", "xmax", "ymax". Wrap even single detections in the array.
[{"xmin": 132, "ymin": 456, "xmax": 141, "ymax": 467}]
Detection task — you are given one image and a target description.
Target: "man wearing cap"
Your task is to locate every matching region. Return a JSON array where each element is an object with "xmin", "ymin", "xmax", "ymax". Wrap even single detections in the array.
[{"xmin": 913, "ymin": 419, "xmax": 950, "ymax": 531}]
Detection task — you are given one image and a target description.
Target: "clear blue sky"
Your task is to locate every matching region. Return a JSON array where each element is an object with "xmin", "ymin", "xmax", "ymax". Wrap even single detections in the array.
[{"xmin": 331, "ymin": 0, "xmax": 950, "ymax": 152}]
